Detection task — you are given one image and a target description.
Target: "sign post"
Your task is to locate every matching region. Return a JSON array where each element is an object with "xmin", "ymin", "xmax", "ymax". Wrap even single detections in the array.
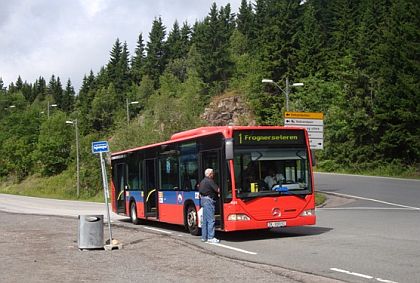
[
  {"xmin": 284, "ymin": 112, "xmax": 324, "ymax": 150},
  {"xmin": 92, "ymin": 141, "xmax": 113, "ymax": 247}
]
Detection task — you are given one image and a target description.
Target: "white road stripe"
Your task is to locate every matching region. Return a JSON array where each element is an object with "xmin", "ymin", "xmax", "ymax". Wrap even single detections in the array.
[
  {"xmin": 376, "ymin": 278, "xmax": 399, "ymax": 283},
  {"xmin": 319, "ymin": 191, "xmax": 420, "ymax": 211},
  {"xmin": 315, "ymin": 172, "xmax": 420, "ymax": 182},
  {"xmin": 140, "ymin": 226, "xmax": 256, "ymax": 255},
  {"xmin": 330, "ymin": 268, "xmax": 373, "ymax": 279},
  {"xmin": 318, "ymin": 207, "xmax": 418, "ymax": 211},
  {"xmin": 330, "ymin": 268, "xmax": 399, "ymax": 283},
  {"xmin": 207, "ymin": 242, "xmax": 257, "ymax": 255},
  {"xmin": 142, "ymin": 226, "xmax": 173, "ymax": 234}
]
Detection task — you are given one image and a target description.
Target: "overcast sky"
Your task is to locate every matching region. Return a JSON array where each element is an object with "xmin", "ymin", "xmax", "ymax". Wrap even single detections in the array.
[{"xmin": 0, "ymin": 0, "xmax": 241, "ymax": 92}]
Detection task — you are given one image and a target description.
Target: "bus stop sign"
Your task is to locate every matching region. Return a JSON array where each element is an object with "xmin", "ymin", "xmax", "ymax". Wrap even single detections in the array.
[{"xmin": 92, "ymin": 141, "xmax": 109, "ymax": 154}]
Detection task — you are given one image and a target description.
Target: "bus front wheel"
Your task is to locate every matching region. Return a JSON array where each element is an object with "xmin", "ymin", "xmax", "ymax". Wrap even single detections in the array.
[
  {"xmin": 130, "ymin": 201, "xmax": 141, "ymax": 225},
  {"xmin": 186, "ymin": 205, "xmax": 200, "ymax": 236}
]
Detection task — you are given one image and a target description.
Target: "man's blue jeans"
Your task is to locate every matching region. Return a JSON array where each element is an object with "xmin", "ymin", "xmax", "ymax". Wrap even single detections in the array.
[{"xmin": 201, "ymin": 196, "xmax": 215, "ymax": 241}]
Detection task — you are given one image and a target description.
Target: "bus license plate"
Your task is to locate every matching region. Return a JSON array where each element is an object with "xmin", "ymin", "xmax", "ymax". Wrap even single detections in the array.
[{"xmin": 268, "ymin": 221, "xmax": 286, "ymax": 228}]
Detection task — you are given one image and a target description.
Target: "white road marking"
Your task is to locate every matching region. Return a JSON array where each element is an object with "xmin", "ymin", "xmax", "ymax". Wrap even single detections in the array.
[
  {"xmin": 142, "ymin": 226, "xmax": 173, "ymax": 234},
  {"xmin": 376, "ymin": 278, "xmax": 399, "ymax": 283},
  {"xmin": 315, "ymin": 172, "xmax": 420, "ymax": 182},
  {"xmin": 318, "ymin": 207, "xmax": 418, "ymax": 210},
  {"xmin": 207, "ymin": 242, "xmax": 257, "ymax": 255},
  {"xmin": 330, "ymin": 268, "xmax": 373, "ymax": 279},
  {"xmin": 330, "ymin": 268, "xmax": 399, "ymax": 283},
  {"xmin": 319, "ymin": 191, "xmax": 420, "ymax": 211},
  {"xmin": 141, "ymin": 226, "xmax": 257, "ymax": 255}
]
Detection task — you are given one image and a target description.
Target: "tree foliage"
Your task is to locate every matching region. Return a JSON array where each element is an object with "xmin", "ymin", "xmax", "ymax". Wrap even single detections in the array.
[{"xmin": 1, "ymin": 0, "xmax": 418, "ymax": 194}]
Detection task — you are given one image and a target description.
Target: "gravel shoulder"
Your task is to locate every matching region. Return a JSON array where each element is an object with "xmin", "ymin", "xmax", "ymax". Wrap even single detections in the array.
[{"xmin": 0, "ymin": 210, "xmax": 342, "ymax": 283}]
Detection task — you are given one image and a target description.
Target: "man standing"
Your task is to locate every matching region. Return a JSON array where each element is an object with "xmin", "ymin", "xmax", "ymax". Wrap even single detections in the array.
[{"xmin": 199, "ymin": 168, "xmax": 220, "ymax": 243}]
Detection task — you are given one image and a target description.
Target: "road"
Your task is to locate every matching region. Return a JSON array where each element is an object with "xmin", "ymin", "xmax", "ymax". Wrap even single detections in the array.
[{"xmin": 0, "ymin": 173, "xmax": 419, "ymax": 282}]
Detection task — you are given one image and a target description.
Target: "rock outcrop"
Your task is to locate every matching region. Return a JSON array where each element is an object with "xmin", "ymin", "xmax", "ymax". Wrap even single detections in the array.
[{"xmin": 201, "ymin": 92, "xmax": 256, "ymax": 126}]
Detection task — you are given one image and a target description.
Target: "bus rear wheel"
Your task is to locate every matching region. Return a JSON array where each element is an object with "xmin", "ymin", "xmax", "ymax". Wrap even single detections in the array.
[
  {"xmin": 186, "ymin": 205, "xmax": 200, "ymax": 236},
  {"xmin": 130, "ymin": 201, "xmax": 141, "ymax": 225}
]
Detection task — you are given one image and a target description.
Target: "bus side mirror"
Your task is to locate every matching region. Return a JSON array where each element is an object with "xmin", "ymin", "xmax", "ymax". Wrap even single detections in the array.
[
  {"xmin": 225, "ymin": 138, "xmax": 234, "ymax": 160},
  {"xmin": 311, "ymin": 150, "xmax": 316, "ymax": 167}
]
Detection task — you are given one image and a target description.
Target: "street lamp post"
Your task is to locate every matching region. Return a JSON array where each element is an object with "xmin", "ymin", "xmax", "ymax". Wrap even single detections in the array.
[
  {"xmin": 66, "ymin": 119, "xmax": 80, "ymax": 198},
  {"xmin": 47, "ymin": 101, "xmax": 58, "ymax": 118},
  {"xmin": 262, "ymin": 77, "xmax": 304, "ymax": 112},
  {"xmin": 126, "ymin": 99, "xmax": 139, "ymax": 125}
]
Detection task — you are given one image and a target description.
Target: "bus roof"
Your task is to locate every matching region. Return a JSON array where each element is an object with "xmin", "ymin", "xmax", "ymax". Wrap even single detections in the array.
[{"xmin": 111, "ymin": 126, "xmax": 306, "ymax": 156}]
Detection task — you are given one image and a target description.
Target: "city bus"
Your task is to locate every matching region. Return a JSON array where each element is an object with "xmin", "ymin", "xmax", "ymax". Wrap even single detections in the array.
[{"xmin": 110, "ymin": 126, "xmax": 316, "ymax": 235}]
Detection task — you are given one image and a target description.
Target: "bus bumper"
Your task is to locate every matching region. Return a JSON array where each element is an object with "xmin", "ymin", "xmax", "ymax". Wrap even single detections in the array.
[{"xmin": 223, "ymin": 215, "xmax": 316, "ymax": 232}]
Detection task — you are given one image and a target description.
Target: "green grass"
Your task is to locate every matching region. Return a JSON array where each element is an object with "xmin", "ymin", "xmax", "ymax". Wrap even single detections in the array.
[
  {"xmin": 315, "ymin": 193, "xmax": 326, "ymax": 207},
  {"xmin": 315, "ymin": 160, "xmax": 420, "ymax": 179},
  {"xmin": 0, "ymin": 171, "xmax": 104, "ymax": 202}
]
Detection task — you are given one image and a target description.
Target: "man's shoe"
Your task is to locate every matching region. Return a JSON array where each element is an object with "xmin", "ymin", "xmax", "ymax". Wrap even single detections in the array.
[
  {"xmin": 207, "ymin": 238, "xmax": 220, "ymax": 243},
  {"xmin": 201, "ymin": 239, "xmax": 207, "ymax": 242}
]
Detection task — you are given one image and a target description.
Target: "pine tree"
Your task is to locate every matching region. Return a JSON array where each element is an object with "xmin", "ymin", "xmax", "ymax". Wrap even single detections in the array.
[
  {"xmin": 33, "ymin": 76, "xmax": 47, "ymax": 102},
  {"xmin": 107, "ymin": 38, "xmax": 130, "ymax": 94},
  {"xmin": 0, "ymin": 78, "xmax": 5, "ymax": 94},
  {"xmin": 180, "ymin": 22, "xmax": 192, "ymax": 58},
  {"xmin": 144, "ymin": 17, "xmax": 167, "ymax": 88},
  {"xmin": 62, "ymin": 79, "xmax": 75, "ymax": 112},
  {"xmin": 254, "ymin": 0, "xmax": 303, "ymax": 81},
  {"xmin": 296, "ymin": 1, "xmax": 326, "ymax": 78},
  {"xmin": 373, "ymin": 0, "xmax": 420, "ymax": 164},
  {"xmin": 47, "ymin": 75, "xmax": 63, "ymax": 107},
  {"xmin": 118, "ymin": 41, "xmax": 131, "ymax": 93},
  {"xmin": 15, "ymin": 76, "xmax": 23, "ymax": 91},
  {"xmin": 166, "ymin": 21, "xmax": 183, "ymax": 62},
  {"xmin": 236, "ymin": 0, "xmax": 255, "ymax": 45},
  {"xmin": 192, "ymin": 3, "xmax": 235, "ymax": 92},
  {"xmin": 131, "ymin": 33, "xmax": 146, "ymax": 85},
  {"xmin": 107, "ymin": 38, "xmax": 122, "ymax": 86}
]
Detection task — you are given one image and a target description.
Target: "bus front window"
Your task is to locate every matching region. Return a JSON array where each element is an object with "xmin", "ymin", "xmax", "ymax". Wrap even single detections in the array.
[{"xmin": 233, "ymin": 148, "xmax": 311, "ymax": 198}]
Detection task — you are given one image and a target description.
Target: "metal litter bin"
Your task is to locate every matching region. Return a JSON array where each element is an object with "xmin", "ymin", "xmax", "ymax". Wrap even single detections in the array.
[{"xmin": 78, "ymin": 215, "xmax": 104, "ymax": 249}]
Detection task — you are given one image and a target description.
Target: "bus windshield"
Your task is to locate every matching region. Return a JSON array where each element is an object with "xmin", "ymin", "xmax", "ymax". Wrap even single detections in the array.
[{"xmin": 233, "ymin": 147, "xmax": 311, "ymax": 199}]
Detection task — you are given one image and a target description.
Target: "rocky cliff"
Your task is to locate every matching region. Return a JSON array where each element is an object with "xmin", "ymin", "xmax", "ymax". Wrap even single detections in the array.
[{"xmin": 201, "ymin": 92, "xmax": 256, "ymax": 126}]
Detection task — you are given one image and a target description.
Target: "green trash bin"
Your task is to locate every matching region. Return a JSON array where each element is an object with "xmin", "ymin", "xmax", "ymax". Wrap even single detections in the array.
[{"xmin": 78, "ymin": 215, "xmax": 104, "ymax": 249}]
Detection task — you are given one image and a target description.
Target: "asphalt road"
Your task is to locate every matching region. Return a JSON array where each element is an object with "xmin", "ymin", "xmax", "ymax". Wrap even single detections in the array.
[{"xmin": 1, "ymin": 173, "xmax": 419, "ymax": 282}]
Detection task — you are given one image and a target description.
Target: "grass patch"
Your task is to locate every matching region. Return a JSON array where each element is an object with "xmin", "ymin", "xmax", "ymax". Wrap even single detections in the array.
[
  {"xmin": 315, "ymin": 193, "xmax": 326, "ymax": 207},
  {"xmin": 315, "ymin": 160, "xmax": 419, "ymax": 179},
  {"xmin": 0, "ymin": 171, "xmax": 104, "ymax": 202}
]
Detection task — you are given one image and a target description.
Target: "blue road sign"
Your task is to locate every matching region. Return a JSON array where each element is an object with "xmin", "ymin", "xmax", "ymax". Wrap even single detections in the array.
[{"xmin": 92, "ymin": 141, "xmax": 109, "ymax": 154}]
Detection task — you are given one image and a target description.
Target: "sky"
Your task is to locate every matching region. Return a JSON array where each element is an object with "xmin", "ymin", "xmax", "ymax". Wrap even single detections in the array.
[{"xmin": 0, "ymin": 0, "xmax": 241, "ymax": 92}]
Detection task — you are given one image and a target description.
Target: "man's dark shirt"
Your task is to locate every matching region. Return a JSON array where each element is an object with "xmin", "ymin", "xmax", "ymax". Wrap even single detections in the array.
[{"xmin": 199, "ymin": 177, "xmax": 218, "ymax": 200}]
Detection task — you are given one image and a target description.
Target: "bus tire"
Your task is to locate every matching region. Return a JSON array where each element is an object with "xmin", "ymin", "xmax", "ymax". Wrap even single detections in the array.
[
  {"xmin": 130, "ymin": 201, "xmax": 141, "ymax": 225},
  {"xmin": 186, "ymin": 205, "xmax": 200, "ymax": 236}
]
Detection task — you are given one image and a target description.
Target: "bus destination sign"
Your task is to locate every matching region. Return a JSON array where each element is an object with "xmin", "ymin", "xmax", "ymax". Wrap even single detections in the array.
[{"xmin": 233, "ymin": 130, "xmax": 305, "ymax": 146}]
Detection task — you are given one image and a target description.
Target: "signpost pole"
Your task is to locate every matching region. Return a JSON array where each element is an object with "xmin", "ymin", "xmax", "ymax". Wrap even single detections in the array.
[{"xmin": 99, "ymin": 151, "xmax": 113, "ymax": 245}]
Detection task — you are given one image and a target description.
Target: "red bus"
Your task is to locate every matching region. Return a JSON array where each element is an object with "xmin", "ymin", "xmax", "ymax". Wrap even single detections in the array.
[{"xmin": 110, "ymin": 126, "xmax": 316, "ymax": 235}]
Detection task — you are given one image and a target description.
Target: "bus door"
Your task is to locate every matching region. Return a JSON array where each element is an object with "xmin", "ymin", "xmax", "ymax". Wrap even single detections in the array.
[
  {"xmin": 144, "ymin": 158, "xmax": 158, "ymax": 218},
  {"xmin": 201, "ymin": 150, "xmax": 223, "ymax": 229},
  {"xmin": 115, "ymin": 163, "xmax": 127, "ymax": 214}
]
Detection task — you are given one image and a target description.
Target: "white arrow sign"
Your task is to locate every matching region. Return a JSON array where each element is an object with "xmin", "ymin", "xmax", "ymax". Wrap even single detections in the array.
[{"xmin": 284, "ymin": 119, "xmax": 324, "ymax": 126}]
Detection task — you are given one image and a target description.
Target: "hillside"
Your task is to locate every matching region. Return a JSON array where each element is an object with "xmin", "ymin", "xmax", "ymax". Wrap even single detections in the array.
[{"xmin": 1, "ymin": 0, "xmax": 419, "ymax": 198}]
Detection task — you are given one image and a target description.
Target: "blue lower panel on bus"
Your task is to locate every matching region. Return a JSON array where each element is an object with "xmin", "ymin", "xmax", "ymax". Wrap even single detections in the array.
[
  {"xmin": 158, "ymin": 191, "xmax": 200, "ymax": 205},
  {"xmin": 126, "ymin": 190, "xmax": 144, "ymax": 202}
]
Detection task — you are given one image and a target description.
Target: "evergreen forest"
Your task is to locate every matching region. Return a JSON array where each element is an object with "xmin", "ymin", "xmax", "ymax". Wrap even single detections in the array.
[{"xmin": 1, "ymin": 0, "xmax": 419, "ymax": 198}]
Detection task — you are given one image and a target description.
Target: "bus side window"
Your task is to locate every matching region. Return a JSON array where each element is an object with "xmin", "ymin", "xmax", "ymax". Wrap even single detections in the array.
[
  {"xmin": 180, "ymin": 165, "xmax": 198, "ymax": 191},
  {"xmin": 160, "ymin": 156, "xmax": 179, "ymax": 190},
  {"xmin": 128, "ymin": 157, "xmax": 140, "ymax": 191}
]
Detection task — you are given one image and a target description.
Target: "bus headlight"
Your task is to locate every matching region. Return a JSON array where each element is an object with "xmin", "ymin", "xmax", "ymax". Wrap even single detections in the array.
[
  {"xmin": 300, "ymin": 209, "xmax": 315, "ymax": 217},
  {"xmin": 228, "ymin": 214, "xmax": 251, "ymax": 221}
]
